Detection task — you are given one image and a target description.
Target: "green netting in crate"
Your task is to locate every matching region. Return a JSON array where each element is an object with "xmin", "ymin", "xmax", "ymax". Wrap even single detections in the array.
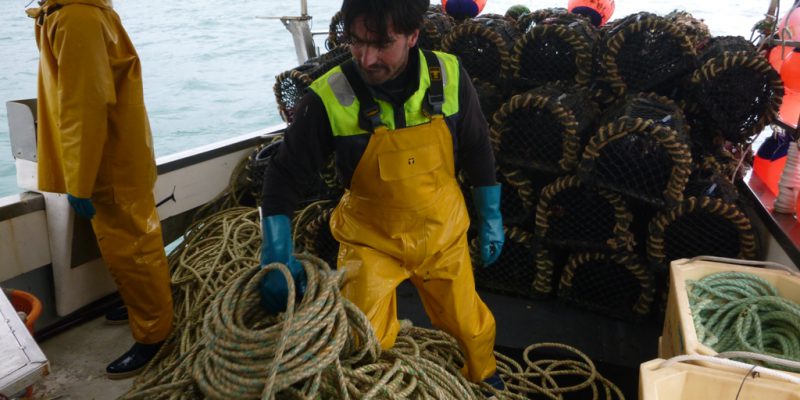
[
  {"xmin": 535, "ymin": 175, "xmax": 634, "ymax": 251},
  {"xmin": 647, "ymin": 196, "xmax": 759, "ymax": 269},
  {"xmin": 597, "ymin": 12, "xmax": 697, "ymax": 98},
  {"xmin": 578, "ymin": 116, "xmax": 693, "ymax": 207},
  {"xmin": 491, "ymin": 83, "xmax": 598, "ymax": 175},
  {"xmin": 558, "ymin": 251, "xmax": 655, "ymax": 320}
]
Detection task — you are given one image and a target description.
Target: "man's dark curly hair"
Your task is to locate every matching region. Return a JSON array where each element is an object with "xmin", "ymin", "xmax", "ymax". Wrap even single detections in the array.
[{"xmin": 341, "ymin": 0, "xmax": 429, "ymax": 46}]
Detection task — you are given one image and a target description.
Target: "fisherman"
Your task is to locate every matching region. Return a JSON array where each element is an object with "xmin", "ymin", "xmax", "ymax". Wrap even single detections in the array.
[
  {"xmin": 259, "ymin": 0, "xmax": 505, "ymax": 389},
  {"xmin": 30, "ymin": 0, "xmax": 174, "ymax": 379}
]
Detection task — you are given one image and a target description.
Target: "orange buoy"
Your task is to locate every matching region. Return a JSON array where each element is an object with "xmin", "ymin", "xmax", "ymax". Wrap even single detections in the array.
[
  {"xmin": 568, "ymin": 0, "xmax": 615, "ymax": 26},
  {"xmin": 753, "ymin": 131, "xmax": 791, "ymax": 195},
  {"xmin": 781, "ymin": 50, "xmax": 800, "ymax": 92},
  {"xmin": 769, "ymin": 45, "xmax": 793, "ymax": 73},
  {"xmin": 442, "ymin": 0, "xmax": 487, "ymax": 19},
  {"xmin": 777, "ymin": 8, "xmax": 800, "ymax": 40},
  {"xmin": 780, "ymin": 87, "xmax": 800, "ymax": 127}
]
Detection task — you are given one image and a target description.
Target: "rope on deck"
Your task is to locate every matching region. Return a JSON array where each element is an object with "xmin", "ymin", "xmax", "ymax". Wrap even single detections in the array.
[
  {"xmin": 688, "ymin": 271, "xmax": 800, "ymax": 370},
  {"xmin": 119, "ymin": 204, "xmax": 624, "ymax": 399}
]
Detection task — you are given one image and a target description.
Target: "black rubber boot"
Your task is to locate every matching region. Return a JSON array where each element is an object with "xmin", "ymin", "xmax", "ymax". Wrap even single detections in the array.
[
  {"xmin": 104, "ymin": 305, "xmax": 129, "ymax": 325},
  {"xmin": 106, "ymin": 341, "xmax": 163, "ymax": 379}
]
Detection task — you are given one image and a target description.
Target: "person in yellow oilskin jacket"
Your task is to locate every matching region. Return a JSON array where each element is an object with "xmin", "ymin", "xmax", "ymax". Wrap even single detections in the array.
[
  {"xmin": 259, "ymin": 0, "xmax": 506, "ymax": 390},
  {"xmin": 29, "ymin": 0, "xmax": 173, "ymax": 379}
]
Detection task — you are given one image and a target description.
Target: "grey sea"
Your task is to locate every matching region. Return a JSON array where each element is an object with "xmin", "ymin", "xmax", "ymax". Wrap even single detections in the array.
[{"xmin": 0, "ymin": 0, "xmax": 791, "ymax": 197}]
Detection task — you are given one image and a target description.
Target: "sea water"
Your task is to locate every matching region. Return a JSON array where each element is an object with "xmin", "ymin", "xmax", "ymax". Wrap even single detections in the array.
[{"xmin": 0, "ymin": 0, "xmax": 791, "ymax": 197}]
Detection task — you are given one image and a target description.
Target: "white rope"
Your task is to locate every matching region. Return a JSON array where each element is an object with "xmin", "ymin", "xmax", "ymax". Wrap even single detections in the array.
[
  {"xmin": 773, "ymin": 141, "xmax": 800, "ymax": 214},
  {"xmin": 676, "ymin": 255, "xmax": 800, "ymax": 275}
]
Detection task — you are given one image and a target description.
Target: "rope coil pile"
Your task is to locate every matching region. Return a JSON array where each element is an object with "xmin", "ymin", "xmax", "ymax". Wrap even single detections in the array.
[{"xmin": 687, "ymin": 271, "xmax": 800, "ymax": 370}]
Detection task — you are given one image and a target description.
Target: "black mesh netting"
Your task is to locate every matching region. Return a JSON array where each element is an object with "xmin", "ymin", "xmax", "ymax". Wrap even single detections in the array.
[
  {"xmin": 532, "ymin": 247, "xmax": 570, "ymax": 297},
  {"xmin": 682, "ymin": 167, "xmax": 739, "ymax": 203},
  {"xmin": 686, "ymin": 36, "xmax": 783, "ymax": 145},
  {"xmin": 441, "ymin": 16, "xmax": 520, "ymax": 89},
  {"xmin": 578, "ymin": 116, "xmax": 693, "ymax": 207},
  {"xmin": 472, "ymin": 227, "xmax": 540, "ymax": 298},
  {"xmin": 665, "ymin": 10, "xmax": 711, "ymax": 50},
  {"xmin": 245, "ymin": 136, "xmax": 283, "ymax": 206},
  {"xmin": 558, "ymin": 252, "xmax": 655, "ymax": 320},
  {"xmin": 601, "ymin": 93, "xmax": 689, "ymax": 139},
  {"xmin": 418, "ymin": 11, "xmax": 456, "ymax": 51},
  {"xmin": 516, "ymin": 7, "xmax": 571, "ymax": 32},
  {"xmin": 491, "ymin": 83, "xmax": 599, "ymax": 175},
  {"xmin": 511, "ymin": 16, "xmax": 597, "ymax": 90},
  {"xmin": 646, "ymin": 196, "xmax": 758, "ymax": 268},
  {"xmin": 294, "ymin": 200, "xmax": 339, "ymax": 268},
  {"xmin": 597, "ymin": 12, "xmax": 697, "ymax": 99},
  {"xmin": 273, "ymin": 46, "xmax": 352, "ymax": 124},
  {"xmin": 326, "ymin": 11, "xmax": 346, "ymax": 50},
  {"xmin": 318, "ymin": 154, "xmax": 344, "ymax": 201},
  {"xmin": 534, "ymin": 175, "xmax": 635, "ymax": 251}
]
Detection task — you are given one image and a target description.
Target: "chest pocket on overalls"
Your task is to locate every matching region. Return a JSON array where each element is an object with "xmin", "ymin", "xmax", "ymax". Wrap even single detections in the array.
[{"xmin": 378, "ymin": 143, "xmax": 442, "ymax": 186}]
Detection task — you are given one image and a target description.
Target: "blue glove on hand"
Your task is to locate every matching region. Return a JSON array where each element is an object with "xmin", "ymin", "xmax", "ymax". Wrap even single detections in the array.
[
  {"xmin": 472, "ymin": 184, "xmax": 504, "ymax": 266},
  {"xmin": 259, "ymin": 214, "xmax": 307, "ymax": 314},
  {"xmin": 67, "ymin": 194, "xmax": 96, "ymax": 219}
]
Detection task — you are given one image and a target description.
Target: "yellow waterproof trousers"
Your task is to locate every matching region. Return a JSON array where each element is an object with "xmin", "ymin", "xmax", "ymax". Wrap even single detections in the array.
[
  {"xmin": 330, "ymin": 116, "xmax": 497, "ymax": 382},
  {"xmin": 92, "ymin": 195, "xmax": 173, "ymax": 344}
]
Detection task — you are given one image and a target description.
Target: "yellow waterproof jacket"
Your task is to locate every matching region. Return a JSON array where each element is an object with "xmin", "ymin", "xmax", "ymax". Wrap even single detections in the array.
[{"xmin": 34, "ymin": 0, "xmax": 156, "ymax": 201}]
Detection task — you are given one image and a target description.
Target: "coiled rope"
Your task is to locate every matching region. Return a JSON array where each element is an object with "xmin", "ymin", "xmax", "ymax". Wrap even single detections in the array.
[
  {"xmin": 688, "ymin": 271, "xmax": 800, "ymax": 369},
  {"xmin": 120, "ymin": 205, "xmax": 624, "ymax": 399}
]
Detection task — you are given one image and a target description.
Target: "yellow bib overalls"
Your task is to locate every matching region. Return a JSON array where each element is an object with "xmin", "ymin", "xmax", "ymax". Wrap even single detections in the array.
[{"xmin": 330, "ymin": 111, "xmax": 497, "ymax": 382}]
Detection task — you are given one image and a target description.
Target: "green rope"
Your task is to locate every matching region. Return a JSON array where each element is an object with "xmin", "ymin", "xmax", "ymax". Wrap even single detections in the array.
[{"xmin": 687, "ymin": 271, "xmax": 800, "ymax": 370}]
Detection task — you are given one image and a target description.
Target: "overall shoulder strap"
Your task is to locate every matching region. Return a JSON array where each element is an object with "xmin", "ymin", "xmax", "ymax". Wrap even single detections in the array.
[
  {"xmin": 340, "ymin": 59, "xmax": 384, "ymax": 132},
  {"xmin": 422, "ymin": 50, "xmax": 444, "ymax": 116}
]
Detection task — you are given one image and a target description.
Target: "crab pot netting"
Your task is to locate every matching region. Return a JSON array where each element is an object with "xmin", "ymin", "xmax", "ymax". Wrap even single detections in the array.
[
  {"xmin": 326, "ymin": 11, "xmax": 346, "ymax": 50},
  {"xmin": 491, "ymin": 84, "xmax": 599, "ymax": 175},
  {"xmin": 441, "ymin": 17, "xmax": 520, "ymax": 89},
  {"xmin": 598, "ymin": 12, "xmax": 697, "ymax": 99},
  {"xmin": 683, "ymin": 167, "xmax": 739, "ymax": 203},
  {"xmin": 418, "ymin": 11, "xmax": 456, "ymax": 51},
  {"xmin": 535, "ymin": 175, "xmax": 635, "ymax": 252},
  {"xmin": 687, "ymin": 36, "xmax": 783, "ymax": 145},
  {"xmin": 318, "ymin": 154, "xmax": 344, "ymax": 201},
  {"xmin": 665, "ymin": 10, "xmax": 711, "ymax": 50},
  {"xmin": 558, "ymin": 252, "xmax": 656, "ymax": 320},
  {"xmin": 532, "ymin": 247, "xmax": 571, "ymax": 297},
  {"xmin": 472, "ymin": 227, "xmax": 540, "ymax": 298},
  {"xmin": 516, "ymin": 7, "xmax": 571, "ymax": 32},
  {"xmin": 293, "ymin": 201, "xmax": 339, "ymax": 268},
  {"xmin": 245, "ymin": 136, "xmax": 283, "ymax": 206},
  {"xmin": 273, "ymin": 46, "xmax": 353, "ymax": 124},
  {"xmin": 602, "ymin": 93, "xmax": 689, "ymax": 138},
  {"xmin": 646, "ymin": 196, "xmax": 759, "ymax": 269},
  {"xmin": 511, "ymin": 16, "xmax": 597, "ymax": 90},
  {"xmin": 578, "ymin": 117, "xmax": 693, "ymax": 207}
]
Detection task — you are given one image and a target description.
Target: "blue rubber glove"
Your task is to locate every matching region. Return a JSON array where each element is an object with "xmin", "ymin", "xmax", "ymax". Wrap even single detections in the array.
[
  {"xmin": 472, "ymin": 184, "xmax": 504, "ymax": 266},
  {"xmin": 67, "ymin": 194, "xmax": 96, "ymax": 219},
  {"xmin": 259, "ymin": 214, "xmax": 307, "ymax": 313}
]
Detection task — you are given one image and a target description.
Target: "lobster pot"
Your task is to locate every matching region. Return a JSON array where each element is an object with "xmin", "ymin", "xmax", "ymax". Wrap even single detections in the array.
[
  {"xmin": 532, "ymin": 247, "xmax": 570, "ymax": 297},
  {"xmin": 318, "ymin": 154, "xmax": 344, "ymax": 201},
  {"xmin": 294, "ymin": 201, "xmax": 340, "ymax": 268},
  {"xmin": 578, "ymin": 117, "xmax": 693, "ymax": 207},
  {"xmin": 418, "ymin": 11, "xmax": 456, "ymax": 51},
  {"xmin": 646, "ymin": 196, "xmax": 759, "ymax": 269},
  {"xmin": 511, "ymin": 16, "xmax": 596, "ymax": 90},
  {"xmin": 683, "ymin": 167, "xmax": 738, "ymax": 203},
  {"xmin": 535, "ymin": 175, "xmax": 634, "ymax": 251},
  {"xmin": 245, "ymin": 137, "xmax": 283, "ymax": 205},
  {"xmin": 273, "ymin": 46, "xmax": 352, "ymax": 124},
  {"xmin": 441, "ymin": 16, "xmax": 520, "ymax": 90},
  {"xmin": 473, "ymin": 79, "xmax": 505, "ymax": 121},
  {"xmin": 686, "ymin": 36, "xmax": 783, "ymax": 145},
  {"xmin": 472, "ymin": 227, "xmax": 540, "ymax": 298},
  {"xmin": 516, "ymin": 8, "xmax": 570, "ymax": 31},
  {"xmin": 597, "ymin": 12, "xmax": 697, "ymax": 99},
  {"xmin": 665, "ymin": 10, "xmax": 710, "ymax": 50},
  {"xmin": 491, "ymin": 84, "xmax": 599, "ymax": 175},
  {"xmin": 558, "ymin": 252, "xmax": 656, "ymax": 320},
  {"xmin": 602, "ymin": 93, "xmax": 689, "ymax": 137},
  {"xmin": 326, "ymin": 11, "xmax": 345, "ymax": 50}
]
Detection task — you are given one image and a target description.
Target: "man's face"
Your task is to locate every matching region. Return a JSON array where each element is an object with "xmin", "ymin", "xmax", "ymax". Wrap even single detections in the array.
[{"xmin": 349, "ymin": 16, "xmax": 419, "ymax": 85}]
